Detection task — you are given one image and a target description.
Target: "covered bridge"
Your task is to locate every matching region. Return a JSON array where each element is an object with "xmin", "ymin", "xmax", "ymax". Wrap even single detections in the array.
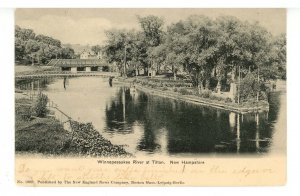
[{"xmin": 47, "ymin": 59, "xmax": 108, "ymax": 73}]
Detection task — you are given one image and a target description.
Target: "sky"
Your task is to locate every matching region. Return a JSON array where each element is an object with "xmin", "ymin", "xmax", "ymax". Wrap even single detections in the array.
[{"xmin": 15, "ymin": 8, "xmax": 286, "ymax": 45}]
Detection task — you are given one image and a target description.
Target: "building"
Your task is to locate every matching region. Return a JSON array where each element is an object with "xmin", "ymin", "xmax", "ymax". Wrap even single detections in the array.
[
  {"xmin": 80, "ymin": 50, "xmax": 101, "ymax": 60},
  {"xmin": 47, "ymin": 59, "xmax": 108, "ymax": 73}
]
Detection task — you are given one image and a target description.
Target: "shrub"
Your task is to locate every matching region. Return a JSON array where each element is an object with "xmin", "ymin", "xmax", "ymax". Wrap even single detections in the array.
[
  {"xmin": 173, "ymin": 88, "xmax": 178, "ymax": 92},
  {"xmin": 179, "ymin": 88, "xmax": 189, "ymax": 95},
  {"xmin": 200, "ymin": 90, "xmax": 212, "ymax": 98},
  {"xmin": 102, "ymin": 66, "xmax": 109, "ymax": 72},
  {"xmin": 238, "ymin": 72, "xmax": 260, "ymax": 102},
  {"xmin": 126, "ymin": 67, "xmax": 136, "ymax": 77},
  {"xmin": 33, "ymin": 93, "xmax": 49, "ymax": 117},
  {"xmin": 15, "ymin": 104, "xmax": 32, "ymax": 121},
  {"xmin": 162, "ymin": 87, "xmax": 168, "ymax": 91},
  {"xmin": 225, "ymin": 97, "xmax": 232, "ymax": 103},
  {"xmin": 259, "ymin": 91, "xmax": 268, "ymax": 101},
  {"xmin": 205, "ymin": 94, "xmax": 224, "ymax": 102},
  {"xmin": 217, "ymin": 97, "xmax": 224, "ymax": 101},
  {"xmin": 179, "ymin": 88, "xmax": 193, "ymax": 95}
]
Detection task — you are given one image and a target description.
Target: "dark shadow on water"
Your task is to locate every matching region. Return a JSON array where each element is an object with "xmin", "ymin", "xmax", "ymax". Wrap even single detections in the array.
[{"xmin": 104, "ymin": 86, "xmax": 281, "ymax": 155}]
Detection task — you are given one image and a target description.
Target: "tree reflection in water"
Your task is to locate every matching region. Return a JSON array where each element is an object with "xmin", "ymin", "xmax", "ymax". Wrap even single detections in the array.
[{"xmin": 104, "ymin": 86, "xmax": 277, "ymax": 155}]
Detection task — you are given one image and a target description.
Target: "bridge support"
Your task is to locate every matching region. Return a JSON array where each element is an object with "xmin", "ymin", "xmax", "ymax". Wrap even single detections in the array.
[
  {"xmin": 86, "ymin": 67, "xmax": 91, "ymax": 72},
  {"xmin": 71, "ymin": 67, "xmax": 77, "ymax": 73}
]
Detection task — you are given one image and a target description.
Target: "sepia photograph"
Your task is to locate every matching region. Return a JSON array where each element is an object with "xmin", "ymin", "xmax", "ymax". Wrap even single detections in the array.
[{"xmin": 14, "ymin": 8, "xmax": 286, "ymax": 186}]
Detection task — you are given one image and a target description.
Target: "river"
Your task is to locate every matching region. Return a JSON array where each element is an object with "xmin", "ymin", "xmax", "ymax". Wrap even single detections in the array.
[{"xmin": 16, "ymin": 77, "xmax": 286, "ymax": 157}]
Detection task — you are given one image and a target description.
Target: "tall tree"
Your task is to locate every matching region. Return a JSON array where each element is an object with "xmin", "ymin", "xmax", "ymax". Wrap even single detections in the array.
[
  {"xmin": 166, "ymin": 15, "xmax": 219, "ymax": 89},
  {"xmin": 103, "ymin": 29, "xmax": 136, "ymax": 76},
  {"xmin": 137, "ymin": 15, "xmax": 164, "ymax": 47},
  {"xmin": 138, "ymin": 15, "xmax": 165, "ymax": 75}
]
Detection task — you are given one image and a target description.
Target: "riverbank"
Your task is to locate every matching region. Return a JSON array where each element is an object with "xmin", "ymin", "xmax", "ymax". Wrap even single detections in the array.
[
  {"xmin": 15, "ymin": 97, "xmax": 131, "ymax": 157},
  {"xmin": 114, "ymin": 77, "xmax": 269, "ymax": 113},
  {"xmin": 15, "ymin": 65, "xmax": 57, "ymax": 76}
]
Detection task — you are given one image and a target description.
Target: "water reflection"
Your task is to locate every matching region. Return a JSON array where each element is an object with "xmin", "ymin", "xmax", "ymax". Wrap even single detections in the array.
[
  {"xmin": 63, "ymin": 77, "xmax": 69, "ymax": 90},
  {"xmin": 15, "ymin": 77, "xmax": 286, "ymax": 156},
  {"xmin": 104, "ymin": 86, "xmax": 279, "ymax": 155}
]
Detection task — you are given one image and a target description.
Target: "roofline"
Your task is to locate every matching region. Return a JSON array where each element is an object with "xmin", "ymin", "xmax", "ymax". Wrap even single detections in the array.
[{"xmin": 50, "ymin": 59, "xmax": 108, "ymax": 67}]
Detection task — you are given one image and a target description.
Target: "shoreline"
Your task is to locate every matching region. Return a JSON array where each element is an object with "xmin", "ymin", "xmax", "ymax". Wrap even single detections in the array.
[
  {"xmin": 15, "ymin": 74, "xmax": 270, "ymax": 114},
  {"xmin": 114, "ymin": 78, "xmax": 269, "ymax": 114}
]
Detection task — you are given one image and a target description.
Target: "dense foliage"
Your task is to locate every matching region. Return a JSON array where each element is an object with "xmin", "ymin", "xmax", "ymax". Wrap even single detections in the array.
[
  {"xmin": 15, "ymin": 25, "xmax": 75, "ymax": 65},
  {"xmin": 103, "ymin": 15, "xmax": 286, "ymax": 94},
  {"xmin": 104, "ymin": 15, "xmax": 286, "ymax": 82}
]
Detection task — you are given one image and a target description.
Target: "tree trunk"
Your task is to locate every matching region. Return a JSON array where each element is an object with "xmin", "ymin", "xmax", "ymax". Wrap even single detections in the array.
[
  {"xmin": 256, "ymin": 66, "xmax": 259, "ymax": 102},
  {"xmin": 205, "ymin": 79, "xmax": 210, "ymax": 89},
  {"xmin": 216, "ymin": 80, "xmax": 221, "ymax": 94},
  {"xmin": 229, "ymin": 67, "xmax": 236, "ymax": 101},
  {"xmin": 173, "ymin": 72, "xmax": 176, "ymax": 80},
  {"xmin": 198, "ymin": 79, "xmax": 203, "ymax": 94}
]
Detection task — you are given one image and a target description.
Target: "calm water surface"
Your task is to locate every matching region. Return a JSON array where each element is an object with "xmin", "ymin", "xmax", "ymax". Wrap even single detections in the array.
[{"xmin": 16, "ymin": 77, "xmax": 286, "ymax": 157}]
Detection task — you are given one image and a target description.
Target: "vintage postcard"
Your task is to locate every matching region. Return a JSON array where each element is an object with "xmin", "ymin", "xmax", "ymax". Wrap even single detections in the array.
[{"xmin": 15, "ymin": 8, "xmax": 286, "ymax": 186}]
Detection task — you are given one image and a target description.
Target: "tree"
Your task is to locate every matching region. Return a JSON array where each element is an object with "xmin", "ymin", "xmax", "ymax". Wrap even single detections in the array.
[
  {"xmin": 147, "ymin": 44, "xmax": 167, "ymax": 76},
  {"xmin": 61, "ymin": 47, "xmax": 75, "ymax": 59},
  {"xmin": 24, "ymin": 39, "xmax": 40, "ymax": 65},
  {"xmin": 137, "ymin": 15, "xmax": 164, "ymax": 47},
  {"xmin": 15, "ymin": 37, "xmax": 25, "ymax": 61},
  {"xmin": 166, "ymin": 15, "xmax": 219, "ymax": 90},
  {"xmin": 15, "ymin": 25, "xmax": 35, "ymax": 41},
  {"xmin": 15, "ymin": 25, "xmax": 76, "ymax": 65},
  {"xmin": 91, "ymin": 45, "xmax": 102, "ymax": 55},
  {"xmin": 129, "ymin": 32, "xmax": 149, "ymax": 76},
  {"xmin": 103, "ymin": 29, "xmax": 136, "ymax": 76},
  {"xmin": 264, "ymin": 33, "xmax": 286, "ymax": 80},
  {"xmin": 35, "ymin": 34, "xmax": 61, "ymax": 47},
  {"xmin": 215, "ymin": 16, "xmax": 274, "ymax": 99},
  {"xmin": 138, "ymin": 15, "xmax": 165, "ymax": 75}
]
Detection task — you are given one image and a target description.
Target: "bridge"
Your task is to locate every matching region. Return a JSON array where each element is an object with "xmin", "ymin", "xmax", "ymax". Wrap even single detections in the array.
[
  {"xmin": 48, "ymin": 59, "xmax": 110, "ymax": 72},
  {"xmin": 15, "ymin": 71, "xmax": 119, "ymax": 79},
  {"xmin": 15, "ymin": 58, "xmax": 118, "ymax": 79}
]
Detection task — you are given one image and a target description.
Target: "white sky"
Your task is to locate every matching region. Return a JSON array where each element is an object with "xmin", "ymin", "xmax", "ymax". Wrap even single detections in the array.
[{"xmin": 15, "ymin": 8, "xmax": 286, "ymax": 45}]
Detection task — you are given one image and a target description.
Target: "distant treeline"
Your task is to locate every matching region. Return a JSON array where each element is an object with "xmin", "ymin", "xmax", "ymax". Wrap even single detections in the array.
[{"xmin": 15, "ymin": 25, "xmax": 75, "ymax": 65}]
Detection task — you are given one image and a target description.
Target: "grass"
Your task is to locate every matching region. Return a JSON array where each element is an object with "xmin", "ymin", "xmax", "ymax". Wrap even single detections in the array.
[
  {"xmin": 15, "ymin": 117, "xmax": 72, "ymax": 154},
  {"xmin": 15, "ymin": 98, "xmax": 131, "ymax": 157}
]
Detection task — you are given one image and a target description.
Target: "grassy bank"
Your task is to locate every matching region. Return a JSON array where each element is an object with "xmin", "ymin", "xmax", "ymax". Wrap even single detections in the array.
[{"xmin": 15, "ymin": 98, "xmax": 131, "ymax": 157}]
